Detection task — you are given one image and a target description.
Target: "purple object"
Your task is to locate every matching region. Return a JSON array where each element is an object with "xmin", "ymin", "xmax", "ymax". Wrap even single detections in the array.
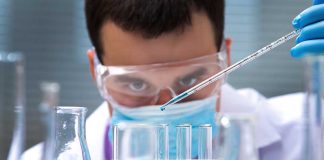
[{"xmin": 104, "ymin": 124, "xmax": 112, "ymax": 160}]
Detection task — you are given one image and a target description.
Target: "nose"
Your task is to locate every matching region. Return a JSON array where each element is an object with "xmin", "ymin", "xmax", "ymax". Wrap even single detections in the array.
[{"xmin": 155, "ymin": 88, "xmax": 175, "ymax": 105}]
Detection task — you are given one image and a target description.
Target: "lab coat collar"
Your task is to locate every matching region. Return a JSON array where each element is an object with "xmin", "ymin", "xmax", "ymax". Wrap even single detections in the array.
[
  {"xmin": 86, "ymin": 101, "xmax": 110, "ymax": 160},
  {"xmin": 220, "ymin": 83, "xmax": 281, "ymax": 148}
]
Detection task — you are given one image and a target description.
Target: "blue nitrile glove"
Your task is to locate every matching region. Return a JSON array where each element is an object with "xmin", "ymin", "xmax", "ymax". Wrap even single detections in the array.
[{"xmin": 291, "ymin": 0, "xmax": 324, "ymax": 58}]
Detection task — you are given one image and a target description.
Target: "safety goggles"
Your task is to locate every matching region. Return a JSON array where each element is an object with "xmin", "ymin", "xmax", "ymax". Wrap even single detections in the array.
[{"xmin": 94, "ymin": 48, "xmax": 227, "ymax": 108}]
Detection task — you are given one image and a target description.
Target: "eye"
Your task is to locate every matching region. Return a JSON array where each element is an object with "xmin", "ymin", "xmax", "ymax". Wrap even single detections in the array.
[
  {"xmin": 177, "ymin": 68, "xmax": 207, "ymax": 87},
  {"xmin": 178, "ymin": 76, "xmax": 197, "ymax": 87},
  {"xmin": 128, "ymin": 80, "xmax": 148, "ymax": 92}
]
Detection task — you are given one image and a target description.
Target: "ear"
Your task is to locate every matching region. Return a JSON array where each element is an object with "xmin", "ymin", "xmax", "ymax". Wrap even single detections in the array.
[
  {"xmin": 87, "ymin": 49, "xmax": 96, "ymax": 81},
  {"xmin": 225, "ymin": 38, "xmax": 232, "ymax": 66}
]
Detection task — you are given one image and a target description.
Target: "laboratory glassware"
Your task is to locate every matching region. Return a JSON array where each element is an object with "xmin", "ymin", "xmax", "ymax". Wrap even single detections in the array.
[
  {"xmin": 198, "ymin": 124, "xmax": 212, "ymax": 159},
  {"xmin": 156, "ymin": 124, "xmax": 169, "ymax": 160},
  {"xmin": 0, "ymin": 52, "xmax": 25, "ymax": 160},
  {"xmin": 39, "ymin": 82, "xmax": 60, "ymax": 160},
  {"xmin": 213, "ymin": 114, "xmax": 259, "ymax": 160},
  {"xmin": 176, "ymin": 124, "xmax": 192, "ymax": 160},
  {"xmin": 303, "ymin": 56, "xmax": 324, "ymax": 160},
  {"xmin": 113, "ymin": 122, "xmax": 169, "ymax": 160},
  {"xmin": 161, "ymin": 29, "xmax": 301, "ymax": 111},
  {"xmin": 54, "ymin": 106, "xmax": 91, "ymax": 160}
]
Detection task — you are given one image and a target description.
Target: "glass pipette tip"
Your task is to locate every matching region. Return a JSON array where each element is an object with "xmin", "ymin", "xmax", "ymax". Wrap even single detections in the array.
[{"xmin": 160, "ymin": 29, "xmax": 301, "ymax": 111}]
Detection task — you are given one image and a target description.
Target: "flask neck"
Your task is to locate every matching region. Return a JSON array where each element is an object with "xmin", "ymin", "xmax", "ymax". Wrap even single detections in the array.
[
  {"xmin": 54, "ymin": 107, "xmax": 91, "ymax": 160},
  {"xmin": 56, "ymin": 107, "xmax": 87, "ymax": 140}
]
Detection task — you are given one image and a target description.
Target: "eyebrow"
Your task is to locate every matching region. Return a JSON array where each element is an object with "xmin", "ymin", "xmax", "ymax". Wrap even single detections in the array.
[
  {"xmin": 177, "ymin": 67, "xmax": 207, "ymax": 81},
  {"xmin": 114, "ymin": 75, "xmax": 147, "ymax": 83}
]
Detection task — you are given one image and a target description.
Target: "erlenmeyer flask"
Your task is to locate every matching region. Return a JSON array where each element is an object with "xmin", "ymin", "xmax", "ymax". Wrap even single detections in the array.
[
  {"xmin": 54, "ymin": 106, "xmax": 91, "ymax": 160},
  {"xmin": 0, "ymin": 52, "xmax": 25, "ymax": 160}
]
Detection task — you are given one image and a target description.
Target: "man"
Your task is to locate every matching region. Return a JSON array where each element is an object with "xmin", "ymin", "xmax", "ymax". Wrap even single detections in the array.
[{"xmin": 23, "ymin": 0, "xmax": 324, "ymax": 159}]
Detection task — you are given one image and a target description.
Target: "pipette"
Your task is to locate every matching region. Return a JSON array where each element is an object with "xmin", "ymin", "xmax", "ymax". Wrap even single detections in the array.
[{"xmin": 160, "ymin": 29, "xmax": 301, "ymax": 111}]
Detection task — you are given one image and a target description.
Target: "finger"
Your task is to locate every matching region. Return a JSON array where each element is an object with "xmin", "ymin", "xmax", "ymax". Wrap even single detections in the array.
[
  {"xmin": 313, "ymin": 0, "xmax": 324, "ymax": 5},
  {"xmin": 296, "ymin": 20, "xmax": 324, "ymax": 43},
  {"xmin": 291, "ymin": 40, "xmax": 324, "ymax": 58},
  {"xmin": 292, "ymin": 4, "xmax": 324, "ymax": 29}
]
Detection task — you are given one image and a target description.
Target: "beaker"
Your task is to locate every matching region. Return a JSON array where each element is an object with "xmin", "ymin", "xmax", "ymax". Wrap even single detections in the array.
[
  {"xmin": 0, "ymin": 52, "xmax": 25, "ymax": 160},
  {"xmin": 54, "ymin": 106, "xmax": 91, "ymax": 160},
  {"xmin": 113, "ymin": 122, "xmax": 169, "ymax": 160},
  {"xmin": 303, "ymin": 56, "xmax": 324, "ymax": 160},
  {"xmin": 213, "ymin": 114, "xmax": 259, "ymax": 160}
]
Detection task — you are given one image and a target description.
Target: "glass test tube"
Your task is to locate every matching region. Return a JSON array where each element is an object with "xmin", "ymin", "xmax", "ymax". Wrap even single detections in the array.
[
  {"xmin": 157, "ymin": 124, "xmax": 169, "ymax": 160},
  {"xmin": 198, "ymin": 124, "xmax": 212, "ymax": 159},
  {"xmin": 176, "ymin": 124, "xmax": 192, "ymax": 160}
]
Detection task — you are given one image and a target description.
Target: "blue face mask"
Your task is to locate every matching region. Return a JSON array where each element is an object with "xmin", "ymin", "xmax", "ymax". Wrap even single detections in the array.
[{"xmin": 109, "ymin": 96, "xmax": 218, "ymax": 159}]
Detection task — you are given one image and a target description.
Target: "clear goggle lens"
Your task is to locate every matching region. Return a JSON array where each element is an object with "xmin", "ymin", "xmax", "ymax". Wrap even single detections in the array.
[{"xmin": 95, "ymin": 51, "xmax": 226, "ymax": 108}]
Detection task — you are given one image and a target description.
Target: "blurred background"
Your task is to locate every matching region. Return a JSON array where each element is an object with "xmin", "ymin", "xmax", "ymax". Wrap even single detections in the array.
[{"xmin": 0, "ymin": 0, "xmax": 310, "ymax": 151}]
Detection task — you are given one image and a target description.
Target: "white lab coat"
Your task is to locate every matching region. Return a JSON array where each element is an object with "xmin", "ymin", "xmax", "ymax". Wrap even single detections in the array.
[{"xmin": 22, "ymin": 84, "xmax": 304, "ymax": 160}]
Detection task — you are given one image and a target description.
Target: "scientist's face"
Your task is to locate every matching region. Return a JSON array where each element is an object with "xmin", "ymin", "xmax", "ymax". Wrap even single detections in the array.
[{"xmin": 92, "ymin": 11, "xmax": 231, "ymax": 112}]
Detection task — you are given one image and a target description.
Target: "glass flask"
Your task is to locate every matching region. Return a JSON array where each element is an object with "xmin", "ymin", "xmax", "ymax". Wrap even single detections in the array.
[
  {"xmin": 303, "ymin": 56, "xmax": 324, "ymax": 160},
  {"xmin": 113, "ymin": 122, "xmax": 169, "ymax": 160},
  {"xmin": 0, "ymin": 52, "xmax": 25, "ymax": 160},
  {"xmin": 213, "ymin": 114, "xmax": 259, "ymax": 160},
  {"xmin": 54, "ymin": 106, "xmax": 91, "ymax": 160},
  {"xmin": 39, "ymin": 82, "xmax": 60, "ymax": 160}
]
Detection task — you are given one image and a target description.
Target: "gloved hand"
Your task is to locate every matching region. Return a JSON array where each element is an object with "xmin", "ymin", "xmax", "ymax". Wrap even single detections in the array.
[{"xmin": 291, "ymin": 0, "xmax": 324, "ymax": 58}]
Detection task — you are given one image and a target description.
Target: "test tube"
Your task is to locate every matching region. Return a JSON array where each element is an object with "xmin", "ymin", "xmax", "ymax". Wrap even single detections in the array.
[
  {"xmin": 157, "ymin": 124, "xmax": 169, "ymax": 160},
  {"xmin": 198, "ymin": 124, "xmax": 212, "ymax": 159},
  {"xmin": 176, "ymin": 124, "xmax": 192, "ymax": 160}
]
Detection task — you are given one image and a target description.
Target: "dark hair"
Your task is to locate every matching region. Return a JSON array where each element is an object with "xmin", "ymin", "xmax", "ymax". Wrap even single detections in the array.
[{"xmin": 85, "ymin": 0, "xmax": 225, "ymax": 63}]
